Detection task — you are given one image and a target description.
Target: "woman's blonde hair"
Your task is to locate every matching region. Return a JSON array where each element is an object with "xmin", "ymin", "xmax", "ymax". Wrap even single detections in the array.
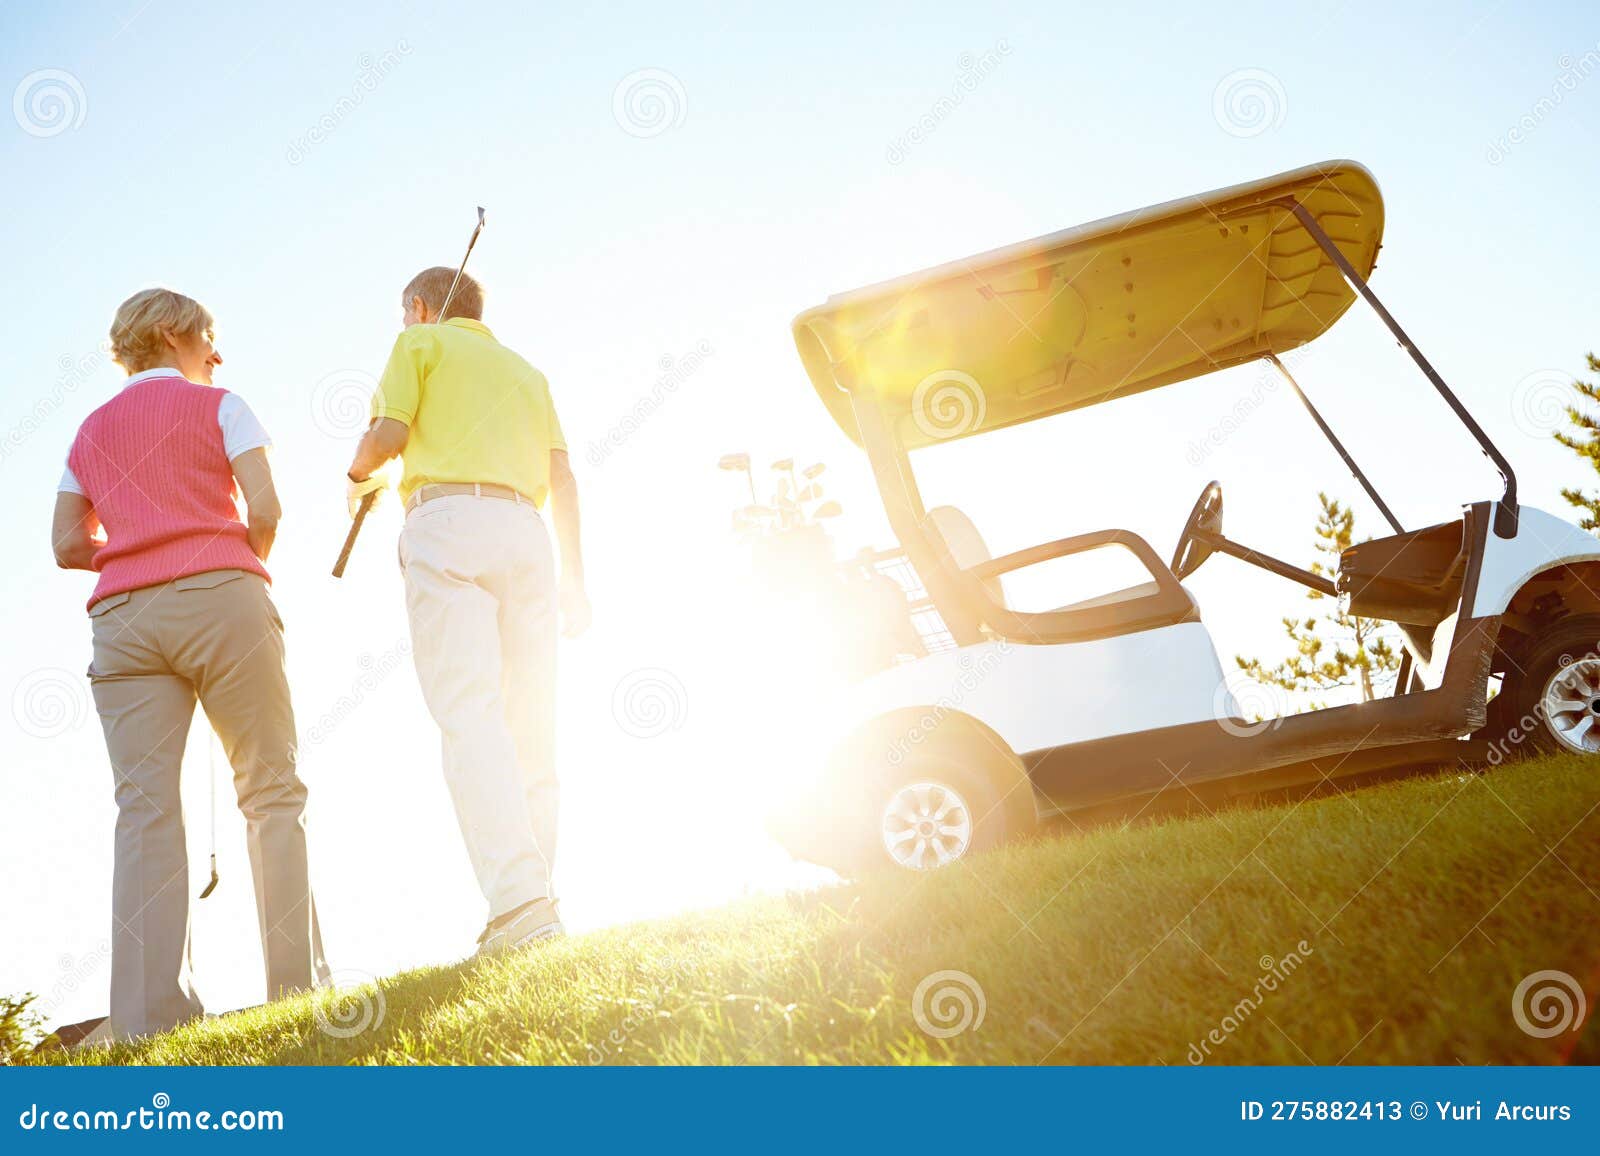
[{"xmin": 109, "ymin": 288, "xmax": 214, "ymax": 373}]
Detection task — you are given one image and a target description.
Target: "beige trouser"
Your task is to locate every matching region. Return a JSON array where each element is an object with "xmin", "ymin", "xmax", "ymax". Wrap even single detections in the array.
[
  {"xmin": 87, "ymin": 569, "xmax": 328, "ymax": 1039},
  {"xmin": 399, "ymin": 494, "xmax": 559, "ymax": 920}
]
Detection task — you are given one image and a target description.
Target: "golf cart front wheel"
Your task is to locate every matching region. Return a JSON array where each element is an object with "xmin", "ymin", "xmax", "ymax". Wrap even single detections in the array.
[
  {"xmin": 1490, "ymin": 614, "xmax": 1600, "ymax": 757},
  {"xmin": 866, "ymin": 759, "xmax": 1023, "ymax": 873}
]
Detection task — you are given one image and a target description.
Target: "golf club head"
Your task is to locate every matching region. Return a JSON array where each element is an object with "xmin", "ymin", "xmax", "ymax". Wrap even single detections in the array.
[
  {"xmin": 796, "ymin": 483, "xmax": 823, "ymax": 502},
  {"xmin": 813, "ymin": 501, "xmax": 842, "ymax": 519},
  {"xmin": 803, "ymin": 463, "xmax": 826, "ymax": 480},
  {"xmin": 718, "ymin": 452, "xmax": 751, "ymax": 472},
  {"xmin": 770, "ymin": 457, "xmax": 794, "ymax": 472}
]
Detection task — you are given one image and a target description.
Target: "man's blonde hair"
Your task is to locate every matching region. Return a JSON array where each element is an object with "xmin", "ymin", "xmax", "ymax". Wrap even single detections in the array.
[
  {"xmin": 403, "ymin": 267, "xmax": 484, "ymax": 321},
  {"xmin": 110, "ymin": 288, "xmax": 214, "ymax": 373}
]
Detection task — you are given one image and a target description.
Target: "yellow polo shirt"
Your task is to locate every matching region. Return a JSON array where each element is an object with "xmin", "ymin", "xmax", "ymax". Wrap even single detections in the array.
[{"xmin": 371, "ymin": 318, "xmax": 566, "ymax": 506}]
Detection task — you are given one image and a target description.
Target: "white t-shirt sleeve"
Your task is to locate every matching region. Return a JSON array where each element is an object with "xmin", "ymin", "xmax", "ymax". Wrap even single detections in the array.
[
  {"xmin": 56, "ymin": 393, "xmax": 270, "ymax": 497},
  {"xmin": 218, "ymin": 392, "xmax": 272, "ymax": 460}
]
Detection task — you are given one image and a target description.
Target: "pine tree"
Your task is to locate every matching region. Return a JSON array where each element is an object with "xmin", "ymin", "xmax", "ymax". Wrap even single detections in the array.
[
  {"xmin": 1236, "ymin": 493, "xmax": 1401, "ymax": 705},
  {"xmin": 0, "ymin": 993, "xmax": 42, "ymax": 1065},
  {"xmin": 1555, "ymin": 353, "xmax": 1600, "ymax": 531}
]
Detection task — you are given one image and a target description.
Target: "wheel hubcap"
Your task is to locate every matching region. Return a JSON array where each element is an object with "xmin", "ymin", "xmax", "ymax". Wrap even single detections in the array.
[
  {"xmin": 881, "ymin": 781, "xmax": 973, "ymax": 869},
  {"xmin": 1542, "ymin": 658, "xmax": 1600, "ymax": 754}
]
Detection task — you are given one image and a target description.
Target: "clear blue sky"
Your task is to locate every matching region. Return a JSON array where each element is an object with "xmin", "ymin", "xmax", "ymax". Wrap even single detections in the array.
[{"xmin": 3, "ymin": 1, "xmax": 1597, "ymax": 1027}]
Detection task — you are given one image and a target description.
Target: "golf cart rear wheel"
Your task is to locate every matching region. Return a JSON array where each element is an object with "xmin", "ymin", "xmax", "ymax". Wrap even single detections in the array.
[{"xmin": 1490, "ymin": 614, "xmax": 1600, "ymax": 757}]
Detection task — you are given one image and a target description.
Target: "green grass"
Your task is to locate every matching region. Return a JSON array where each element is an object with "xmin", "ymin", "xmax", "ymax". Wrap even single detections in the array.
[{"xmin": 34, "ymin": 753, "xmax": 1600, "ymax": 1065}]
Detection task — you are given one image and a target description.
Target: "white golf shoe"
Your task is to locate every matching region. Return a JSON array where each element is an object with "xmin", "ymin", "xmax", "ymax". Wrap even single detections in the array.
[{"xmin": 474, "ymin": 898, "xmax": 564, "ymax": 958}]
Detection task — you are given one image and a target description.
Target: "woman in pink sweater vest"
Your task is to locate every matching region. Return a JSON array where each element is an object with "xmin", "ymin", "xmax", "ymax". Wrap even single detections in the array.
[{"xmin": 52, "ymin": 288, "xmax": 329, "ymax": 1042}]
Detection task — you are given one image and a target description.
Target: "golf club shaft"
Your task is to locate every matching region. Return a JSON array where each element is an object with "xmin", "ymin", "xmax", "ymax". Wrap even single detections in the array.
[
  {"xmin": 331, "ymin": 489, "xmax": 378, "ymax": 577},
  {"xmin": 331, "ymin": 208, "xmax": 485, "ymax": 578}
]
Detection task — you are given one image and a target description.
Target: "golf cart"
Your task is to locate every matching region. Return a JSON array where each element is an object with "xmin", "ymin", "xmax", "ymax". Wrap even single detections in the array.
[{"xmin": 772, "ymin": 159, "xmax": 1600, "ymax": 875}]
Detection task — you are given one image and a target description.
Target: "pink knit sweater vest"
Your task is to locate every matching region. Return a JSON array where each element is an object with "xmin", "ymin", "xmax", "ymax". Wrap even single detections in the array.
[{"xmin": 68, "ymin": 376, "xmax": 269, "ymax": 610}]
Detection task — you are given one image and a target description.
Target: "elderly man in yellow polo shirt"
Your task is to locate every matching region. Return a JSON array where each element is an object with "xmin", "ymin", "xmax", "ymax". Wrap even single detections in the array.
[{"xmin": 346, "ymin": 266, "xmax": 589, "ymax": 956}]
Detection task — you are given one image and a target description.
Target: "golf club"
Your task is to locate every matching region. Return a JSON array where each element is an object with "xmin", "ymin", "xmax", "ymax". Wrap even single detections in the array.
[
  {"xmin": 198, "ymin": 724, "xmax": 219, "ymax": 899},
  {"xmin": 718, "ymin": 452, "xmax": 757, "ymax": 505},
  {"xmin": 333, "ymin": 206, "xmax": 487, "ymax": 578}
]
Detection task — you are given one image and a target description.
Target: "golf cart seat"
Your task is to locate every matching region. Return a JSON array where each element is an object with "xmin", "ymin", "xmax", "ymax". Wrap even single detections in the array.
[{"xmin": 924, "ymin": 505, "xmax": 1199, "ymax": 636}]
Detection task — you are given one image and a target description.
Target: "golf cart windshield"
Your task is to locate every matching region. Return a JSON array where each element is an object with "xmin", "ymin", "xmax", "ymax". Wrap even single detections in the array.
[{"xmin": 793, "ymin": 160, "xmax": 1383, "ymax": 449}]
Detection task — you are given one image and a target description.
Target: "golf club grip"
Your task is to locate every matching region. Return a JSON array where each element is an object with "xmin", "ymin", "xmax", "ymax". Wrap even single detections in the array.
[{"xmin": 331, "ymin": 490, "xmax": 378, "ymax": 578}]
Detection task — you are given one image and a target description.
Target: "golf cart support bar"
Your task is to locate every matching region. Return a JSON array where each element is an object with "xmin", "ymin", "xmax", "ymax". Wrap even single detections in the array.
[
  {"xmin": 1265, "ymin": 354, "xmax": 1405, "ymax": 536},
  {"xmin": 1285, "ymin": 201, "xmax": 1519, "ymax": 538}
]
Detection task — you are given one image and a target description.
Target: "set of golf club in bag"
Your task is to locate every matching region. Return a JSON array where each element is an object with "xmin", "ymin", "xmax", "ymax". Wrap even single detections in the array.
[{"xmin": 196, "ymin": 207, "xmax": 487, "ymax": 902}]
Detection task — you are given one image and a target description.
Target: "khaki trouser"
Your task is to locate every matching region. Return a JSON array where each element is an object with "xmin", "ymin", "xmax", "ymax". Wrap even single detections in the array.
[
  {"xmin": 399, "ymin": 495, "xmax": 559, "ymax": 920},
  {"xmin": 87, "ymin": 569, "xmax": 328, "ymax": 1039}
]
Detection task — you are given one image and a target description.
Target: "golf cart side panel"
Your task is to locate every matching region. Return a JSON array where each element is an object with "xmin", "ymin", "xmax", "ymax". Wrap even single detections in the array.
[
  {"xmin": 793, "ymin": 159, "xmax": 1383, "ymax": 450},
  {"xmin": 1470, "ymin": 506, "xmax": 1600, "ymax": 619},
  {"xmin": 1031, "ymin": 504, "xmax": 1503, "ymax": 812},
  {"xmin": 841, "ymin": 621, "xmax": 1233, "ymax": 757}
]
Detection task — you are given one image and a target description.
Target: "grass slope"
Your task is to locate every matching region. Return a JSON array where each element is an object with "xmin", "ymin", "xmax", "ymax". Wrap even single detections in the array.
[{"xmin": 36, "ymin": 753, "xmax": 1600, "ymax": 1065}]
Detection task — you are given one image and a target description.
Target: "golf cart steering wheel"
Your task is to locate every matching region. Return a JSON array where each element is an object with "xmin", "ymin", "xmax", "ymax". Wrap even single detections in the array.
[{"xmin": 1171, "ymin": 481, "xmax": 1224, "ymax": 580}]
